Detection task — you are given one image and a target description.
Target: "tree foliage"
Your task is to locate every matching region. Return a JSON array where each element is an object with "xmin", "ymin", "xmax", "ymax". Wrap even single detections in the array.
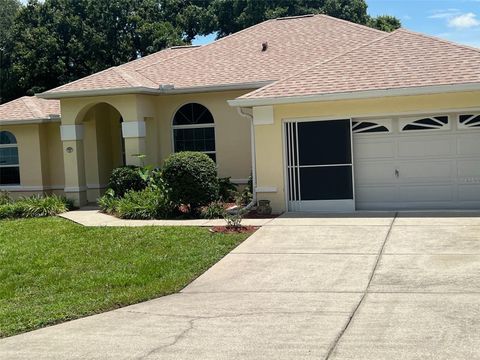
[{"xmin": 0, "ymin": 0, "xmax": 401, "ymax": 103}]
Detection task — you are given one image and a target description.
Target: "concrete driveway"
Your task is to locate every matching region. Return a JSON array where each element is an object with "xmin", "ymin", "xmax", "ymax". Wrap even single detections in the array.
[{"xmin": 1, "ymin": 212, "xmax": 480, "ymax": 359}]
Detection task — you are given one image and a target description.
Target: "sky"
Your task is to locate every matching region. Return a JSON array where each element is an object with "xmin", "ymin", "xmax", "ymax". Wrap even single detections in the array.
[{"xmin": 193, "ymin": 0, "xmax": 480, "ymax": 48}]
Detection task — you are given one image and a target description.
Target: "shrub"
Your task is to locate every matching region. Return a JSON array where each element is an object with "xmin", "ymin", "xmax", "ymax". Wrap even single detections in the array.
[
  {"xmin": 98, "ymin": 189, "xmax": 119, "ymax": 215},
  {"xmin": 108, "ymin": 166, "xmax": 147, "ymax": 198},
  {"xmin": 0, "ymin": 194, "xmax": 72, "ymax": 219},
  {"xmin": 201, "ymin": 201, "xmax": 226, "ymax": 219},
  {"xmin": 162, "ymin": 152, "xmax": 219, "ymax": 211},
  {"xmin": 0, "ymin": 191, "xmax": 12, "ymax": 205},
  {"xmin": 115, "ymin": 187, "xmax": 174, "ymax": 220},
  {"xmin": 218, "ymin": 177, "xmax": 237, "ymax": 202},
  {"xmin": 0, "ymin": 202, "xmax": 26, "ymax": 219}
]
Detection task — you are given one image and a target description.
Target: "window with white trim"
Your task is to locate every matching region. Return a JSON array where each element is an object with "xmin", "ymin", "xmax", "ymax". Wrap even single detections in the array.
[
  {"xmin": 458, "ymin": 114, "xmax": 480, "ymax": 129},
  {"xmin": 172, "ymin": 103, "xmax": 216, "ymax": 161},
  {"xmin": 352, "ymin": 120, "xmax": 390, "ymax": 134},
  {"xmin": 401, "ymin": 116, "xmax": 449, "ymax": 132},
  {"xmin": 0, "ymin": 131, "xmax": 20, "ymax": 185}
]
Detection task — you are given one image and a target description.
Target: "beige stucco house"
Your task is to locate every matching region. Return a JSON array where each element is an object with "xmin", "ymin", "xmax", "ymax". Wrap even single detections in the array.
[{"xmin": 1, "ymin": 14, "xmax": 480, "ymax": 213}]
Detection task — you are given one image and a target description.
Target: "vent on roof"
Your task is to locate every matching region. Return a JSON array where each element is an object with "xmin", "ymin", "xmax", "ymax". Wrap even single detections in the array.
[
  {"xmin": 170, "ymin": 45, "xmax": 201, "ymax": 49},
  {"xmin": 276, "ymin": 14, "xmax": 314, "ymax": 20},
  {"xmin": 262, "ymin": 42, "xmax": 268, "ymax": 52}
]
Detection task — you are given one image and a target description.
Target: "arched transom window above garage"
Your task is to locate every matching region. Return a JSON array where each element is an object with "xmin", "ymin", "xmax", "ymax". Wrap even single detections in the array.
[
  {"xmin": 0, "ymin": 131, "xmax": 20, "ymax": 185},
  {"xmin": 400, "ymin": 115, "xmax": 450, "ymax": 132},
  {"xmin": 352, "ymin": 119, "xmax": 391, "ymax": 134},
  {"xmin": 458, "ymin": 114, "xmax": 480, "ymax": 129},
  {"xmin": 172, "ymin": 103, "xmax": 216, "ymax": 161}
]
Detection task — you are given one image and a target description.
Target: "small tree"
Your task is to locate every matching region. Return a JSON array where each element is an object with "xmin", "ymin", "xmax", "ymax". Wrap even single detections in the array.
[{"xmin": 162, "ymin": 152, "xmax": 219, "ymax": 212}]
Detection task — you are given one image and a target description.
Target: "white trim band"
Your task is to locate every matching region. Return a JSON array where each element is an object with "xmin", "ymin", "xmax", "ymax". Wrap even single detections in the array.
[
  {"xmin": 253, "ymin": 106, "xmax": 274, "ymax": 125},
  {"xmin": 122, "ymin": 121, "xmax": 146, "ymax": 138},
  {"xmin": 64, "ymin": 186, "xmax": 88, "ymax": 193},
  {"xmin": 60, "ymin": 125, "xmax": 84, "ymax": 141},
  {"xmin": 256, "ymin": 186, "xmax": 278, "ymax": 193}
]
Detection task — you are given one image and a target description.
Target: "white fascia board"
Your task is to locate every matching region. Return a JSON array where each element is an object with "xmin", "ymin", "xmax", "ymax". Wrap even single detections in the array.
[
  {"xmin": 228, "ymin": 83, "xmax": 480, "ymax": 107},
  {"xmin": 36, "ymin": 81, "xmax": 274, "ymax": 99}
]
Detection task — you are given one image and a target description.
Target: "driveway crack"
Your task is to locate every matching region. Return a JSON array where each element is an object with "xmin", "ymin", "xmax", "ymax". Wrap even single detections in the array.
[{"xmin": 324, "ymin": 212, "xmax": 398, "ymax": 360}]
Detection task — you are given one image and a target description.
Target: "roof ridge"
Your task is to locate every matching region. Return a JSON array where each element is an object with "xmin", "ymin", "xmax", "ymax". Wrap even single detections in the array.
[
  {"xmin": 396, "ymin": 28, "xmax": 480, "ymax": 54},
  {"xmin": 317, "ymin": 14, "xmax": 386, "ymax": 35},
  {"xmin": 113, "ymin": 67, "xmax": 155, "ymax": 87},
  {"xmin": 21, "ymin": 96, "xmax": 44, "ymax": 118},
  {"xmin": 242, "ymin": 29, "xmax": 395, "ymax": 99},
  {"xmin": 136, "ymin": 19, "xmax": 276, "ymax": 72}
]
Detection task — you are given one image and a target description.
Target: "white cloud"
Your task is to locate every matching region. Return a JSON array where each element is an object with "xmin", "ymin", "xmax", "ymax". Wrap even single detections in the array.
[
  {"xmin": 448, "ymin": 13, "xmax": 480, "ymax": 29},
  {"xmin": 428, "ymin": 9, "xmax": 461, "ymax": 19}
]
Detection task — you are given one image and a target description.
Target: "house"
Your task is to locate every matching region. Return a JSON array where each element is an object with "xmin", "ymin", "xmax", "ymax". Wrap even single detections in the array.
[{"xmin": 1, "ymin": 14, "xmax": 480, "ymax": 212}]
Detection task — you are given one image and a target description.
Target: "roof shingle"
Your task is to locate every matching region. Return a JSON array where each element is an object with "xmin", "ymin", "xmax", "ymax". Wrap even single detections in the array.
[{"xmin": 0, "ymin": 97, "xmax": 60, "ymax": 122}]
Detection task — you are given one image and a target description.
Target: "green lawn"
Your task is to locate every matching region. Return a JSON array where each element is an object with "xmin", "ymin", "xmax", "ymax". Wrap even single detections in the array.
[{"xmin": 0, "ymin": 217, "xmax": 250, "ymax": 337}]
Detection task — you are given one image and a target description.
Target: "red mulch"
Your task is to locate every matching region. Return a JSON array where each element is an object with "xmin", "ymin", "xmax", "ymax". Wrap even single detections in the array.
[{"xmin": 209, "ymin": 226, "xmax": 258, "ymax": 234}]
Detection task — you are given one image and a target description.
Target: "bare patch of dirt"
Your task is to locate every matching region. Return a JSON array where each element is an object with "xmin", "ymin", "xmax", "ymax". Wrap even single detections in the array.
[{"xmin": 209, "ymin": 226, "xmax": 258, "ymax": 234}]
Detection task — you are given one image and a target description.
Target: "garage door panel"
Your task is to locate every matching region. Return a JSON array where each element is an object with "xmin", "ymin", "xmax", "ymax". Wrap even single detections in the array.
[
  {"xmin": 356, "ymin": 185, "xmax": 397, "ymax": 202},
  {"xmin": 457, "ymin": 160, "xmax": 480, "ymax": 178},
  {"xmin": 457, "ymin": 135, "xmax": 480, "ymax": 156},
  {"xmin": 397, "ymin": 160, "xmax": 453, "ymax": 182},
  {"xmin": 458, "ymin": 184, "xmax": 480, "ymax": 201},
  {"xmin": 354, "ymin": 140, "xmax": 394, "ymax": 160},
  {"xmin": 354, "ymin": 162, "xmax": 394, "ymax": 184},
  {"xmin": 397, "ymin": 137, "xmax": 454, "ymax": 158},
  {"xmin": 399, "ymin": 185, "xmax": 453, "ymax": 202}
]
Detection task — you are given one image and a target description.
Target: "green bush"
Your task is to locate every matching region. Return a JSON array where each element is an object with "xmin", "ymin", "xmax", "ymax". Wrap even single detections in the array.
[
  {"xmin": 115, "ymin": 187, "xmax": 174, "ymax": 220},
  {"xmin": 0, "ymin": 191, "xmax": 12, "ymax": 205},
  {"xmin": 201, "ymin": 201, "xmax": 226, "ymax": 219},
  {"xmin": 0, "ymin": 194, "xmax": 72, "ymax": 219},
  {"xmin": 218, "ymin": 177, "xmax": 237, "ymax": 202},
  {"xmin": 108, "ymin": 166, "xmax": 147, "ymax": 198},
  {"xmin": 98, "ymin": 189, "xmax": 119, "ymax": 215},
  {"xmin": 162, "ymin": 152, "xmax": 219, "ymax": 211}
]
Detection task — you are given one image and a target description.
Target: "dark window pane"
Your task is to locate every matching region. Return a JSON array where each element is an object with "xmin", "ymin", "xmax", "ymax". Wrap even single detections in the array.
[
  {"xmin": 297, "ymin": 120, "xmax": 351, "ymax": 166},
  {"xmin": 0, "ymin": 166, "xmax": 20, "ymax": 185},
  {"xmin": 0, "ymin": 147, "xmax": 19, "ymax": 166},
  {"xmin": 459, "ymin": 115, "xmax": 472, "ymax": 124},
  {"xmin": 173, "ymin": 103, "xmax": 214, "ymax": 125},
  {"xmin": 300, "ymin": 166, "xmax": 353, "ymax": 200},
  {"xmin": 0, "ymin": 131, "xmax": 17, "ymax": 145}
]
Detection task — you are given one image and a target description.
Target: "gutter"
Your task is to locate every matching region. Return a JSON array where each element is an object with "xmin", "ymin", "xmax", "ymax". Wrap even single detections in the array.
[
  {"xmin": 0, "ymin": 117, "xmax": 61, "ymax": 125},
  {"xmin": 37, "ymin": 81, "xmax": 274, "ymax": 100},
  {"xmin": 228, "ymin": 83, "xmax": 480, "ymax": 107}
]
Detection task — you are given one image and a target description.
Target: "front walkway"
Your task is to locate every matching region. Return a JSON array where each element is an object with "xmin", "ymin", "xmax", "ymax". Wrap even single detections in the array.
[
  {"xmin": 59, "ymin": 209, "xmax": 275, "ymax": 227},
  {"xmin": 1, "ymin": 212, "xmax": 480, "ymax": 359}
]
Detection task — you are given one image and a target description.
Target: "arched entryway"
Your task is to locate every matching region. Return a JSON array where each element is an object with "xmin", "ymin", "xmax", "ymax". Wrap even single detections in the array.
[{"xmin": 80, "ymin": 102, "xmax": 125, "ymax": 201}]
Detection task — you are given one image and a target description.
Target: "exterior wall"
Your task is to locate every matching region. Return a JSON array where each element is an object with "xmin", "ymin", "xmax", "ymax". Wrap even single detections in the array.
[
  {"xmin": 0, "ymin": 121, "xmax": 63, "ymax": 198},
  {"xmin": 254, "ymin": 91, "xmax": 480, "ymax": 213},
  {"xmin": 154, "ymin": 90, "xmax": 252, "ymax": 182}
]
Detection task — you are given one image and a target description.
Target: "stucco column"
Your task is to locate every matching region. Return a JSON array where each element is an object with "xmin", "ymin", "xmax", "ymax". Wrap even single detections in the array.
[
  {"xmin": 122, "ymin": 120, "xmax": 146, "ymax": 166},
  {"xmin": 60, "ymin": 125, "xmax": 88, "ymax": 206}
]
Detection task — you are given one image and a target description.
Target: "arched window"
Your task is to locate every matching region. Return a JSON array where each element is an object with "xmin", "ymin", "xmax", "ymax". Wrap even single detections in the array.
[
  {"xmin": 0, "ymin": 131, "xmax": 20, "ymax": 185},
  {"xmin": 172, "ymin": 103, "xmax": 216, "ymax": 161}
]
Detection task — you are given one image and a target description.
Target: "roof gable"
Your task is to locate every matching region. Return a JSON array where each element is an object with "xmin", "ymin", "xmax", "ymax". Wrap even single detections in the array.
[{"xmin": 239, "ymin": 28, "xmax": 480, "ymax": 101}]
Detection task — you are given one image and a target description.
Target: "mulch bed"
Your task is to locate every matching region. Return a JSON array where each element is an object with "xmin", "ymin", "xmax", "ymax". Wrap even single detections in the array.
[{"xmin": 209, "ymin": 226, "xmax": 258, "ymax": 234}]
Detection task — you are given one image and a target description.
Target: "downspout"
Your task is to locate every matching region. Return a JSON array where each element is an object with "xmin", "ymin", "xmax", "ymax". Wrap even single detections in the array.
[{"xmin": 233, "ymin": 107, "xmax": 257, "ymax": 213}]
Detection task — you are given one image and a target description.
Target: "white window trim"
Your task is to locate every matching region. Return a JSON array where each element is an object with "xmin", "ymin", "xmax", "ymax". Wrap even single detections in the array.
[
  {"xmin": 352, "ymin": 118, "xmax": 392, "ymax": 134},
  {"xmin": 171, "ymin": 104, "xmax": 217, "ymax": 158},
  {"xmin": 0, "ymin": 133, "xmax": 20, "ymax": 185}
]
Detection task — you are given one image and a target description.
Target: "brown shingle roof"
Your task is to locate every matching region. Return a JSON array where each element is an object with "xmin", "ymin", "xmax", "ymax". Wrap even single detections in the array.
[
  {"xmin": 42, "ymin": 15, "xmax": 384, "ymax": 96},
  {"xmin": 0, "ymin": 96, "xmax": 60, "ymax": 123},
  {"xmin": 240, "ymin": 29, "xmax": 480, "ymax": 101}
]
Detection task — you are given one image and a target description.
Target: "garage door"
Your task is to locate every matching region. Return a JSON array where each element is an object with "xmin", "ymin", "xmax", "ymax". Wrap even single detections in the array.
[{"xmin": 354, "ymin": 113, "xmax": 480, "ymax": 210}]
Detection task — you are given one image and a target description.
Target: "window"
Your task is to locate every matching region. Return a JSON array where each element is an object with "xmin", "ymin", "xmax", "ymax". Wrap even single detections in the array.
[
  {"xmin": 458, "ymin": 114, "xmax": 480, "ymax": 129},
  {"xmin": 0, "ymin": 131, "xmax": 20, "ymax": 185},
  {"xmin": 401, "ymin": 116, "xmax": 449, "ymax": 131},
  {"xmin": 172, "ymin": 103, "xmax": 216, "ymax": 161},
  {"xmin": 352, "ymin": 121, "xmax": 390, "ymax": 134}
]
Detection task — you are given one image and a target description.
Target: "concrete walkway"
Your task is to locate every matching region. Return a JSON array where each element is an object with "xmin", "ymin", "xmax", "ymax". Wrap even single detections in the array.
[
  {"xmin": 1, "ymin": 212, "xmax": 480, "ymax": 359},
  {"xmin": 59, "ymin": 209, "xmax": 275, "ymax": 227}
]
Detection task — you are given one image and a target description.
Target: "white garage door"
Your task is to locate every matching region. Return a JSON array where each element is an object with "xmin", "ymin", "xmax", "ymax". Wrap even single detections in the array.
[{"xmin": 353, "ymin": 113, "xmax": 480, "ymax": 210}]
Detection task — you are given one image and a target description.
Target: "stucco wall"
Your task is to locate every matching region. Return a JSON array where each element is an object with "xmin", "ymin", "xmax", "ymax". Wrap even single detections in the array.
[{"xmin": 254, "ymin": 91, "xmax": 480, "ymax": 213}]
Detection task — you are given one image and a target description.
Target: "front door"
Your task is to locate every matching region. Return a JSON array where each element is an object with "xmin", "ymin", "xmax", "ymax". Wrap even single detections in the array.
[{"xmin": 285, "ymin": 119, "xmax": 354, "ymax": 212}]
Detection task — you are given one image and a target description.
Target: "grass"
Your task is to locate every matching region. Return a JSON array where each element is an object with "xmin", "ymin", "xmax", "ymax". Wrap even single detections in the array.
[{"xmin": 0, "ymin": 217, "xmax": 250, "ymax": 338}]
